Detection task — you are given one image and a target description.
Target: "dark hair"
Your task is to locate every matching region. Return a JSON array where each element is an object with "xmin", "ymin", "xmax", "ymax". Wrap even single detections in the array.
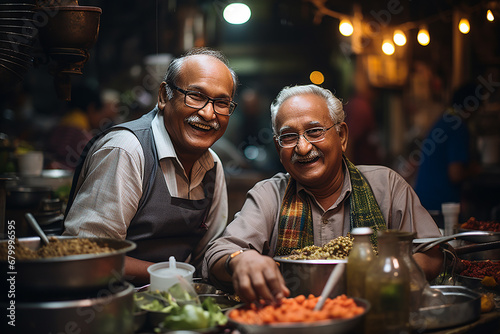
[{"xmin": 163, "ymin": 47, "xmax": 238, "ymax": 98}]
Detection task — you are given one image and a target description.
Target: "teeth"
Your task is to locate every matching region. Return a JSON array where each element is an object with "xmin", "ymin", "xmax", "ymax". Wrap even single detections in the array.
[
  {"xmin": 298, "ymin": 156, "xmax": 318, "ymax": 163},
  {"xmin": 191, "ymin": 122, "xmax": 211, "ymax": 130}
]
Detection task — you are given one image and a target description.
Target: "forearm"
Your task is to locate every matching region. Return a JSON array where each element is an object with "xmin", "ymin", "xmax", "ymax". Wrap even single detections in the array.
[
  {"xmin": 125, "ymin": 256, "xmax": 154, "ymax": 286},
  {"xmin": 413, "ymin": 247, "xmax": 443, "ymax": 281},
  {"xmin": 210, "ymin": 255, "xmax": 232, "ymax": 283}
]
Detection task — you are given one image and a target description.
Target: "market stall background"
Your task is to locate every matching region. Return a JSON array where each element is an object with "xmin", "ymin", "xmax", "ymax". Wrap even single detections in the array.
[{"xmin": 1, "ymin": 0, "xmax": 499, "ymax": 222}]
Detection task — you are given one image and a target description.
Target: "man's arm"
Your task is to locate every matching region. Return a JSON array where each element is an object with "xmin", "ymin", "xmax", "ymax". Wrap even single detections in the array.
[
  {"xmin": 210, "ymin": 250, "xmax": 289, "ymax": 303},
  {"xmin": 125, "ymin": 256, "xmax": 154, "ymax": 285},
  {"xmin": 413, "ymin": 247, "xmax": 443, "ymax": 281}
]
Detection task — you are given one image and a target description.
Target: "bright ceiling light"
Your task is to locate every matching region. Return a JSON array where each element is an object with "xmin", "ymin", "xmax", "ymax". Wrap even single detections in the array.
[
  {"xmin": 417, "ymin": 27, "xmax": 430, "ymax": 46},
  {"xmin": 339, "ymin": 19, "xmax": 354, "ymax": 36},
  {"xmin": 487, "ymin": 9, "xmax": 495, "ymax": 22},
  {"xmin": 382, "ymin": 39, "xmax": 395, "ymax": 55},
  {"xmin": 223, "ymin": 3, "xmax": 251, "ymax": 25},
  {"xmin": 310, "ymin": 71, "xmax": 325, "ymax": 85},
  {"xmin": 393, "ymin": 29, "xmax": 406, "ymax": 46},
  {"xmin": 459, "ymin": 18, "xmax": 470, "ymax": 34}
]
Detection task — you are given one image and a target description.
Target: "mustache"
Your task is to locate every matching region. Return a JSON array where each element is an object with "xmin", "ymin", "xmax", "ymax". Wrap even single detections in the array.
[
  {"xmin": 290, "ymin": 149, "xmax": 323, "ymax": 164},
  {"xmin": 185, "ymin": 115, "xmax": 220, "ymax": 131}
]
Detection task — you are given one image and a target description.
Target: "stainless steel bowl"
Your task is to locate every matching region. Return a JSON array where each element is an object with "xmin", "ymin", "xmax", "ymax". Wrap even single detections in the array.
[
  {"xmin": 226, "ymin": 297, "xmax": 369, "ymax": 334},
  {"xmin": 274, "ymin": 256, "xmax": 347, "ymax": 298},
  {"xmin": 458, "ymin": 228, "xmax": 500, "ymax": 243},
  {"xmin": 3, "ymin": 281, "xmax": 135, "ymax": 334},
  {"xmin": 0, "ymin": 236, "xmax": 136, "ymax": 294},
  {"xmin": 415, "ymin": 285, "xmax": 481, "ymax": 331}
]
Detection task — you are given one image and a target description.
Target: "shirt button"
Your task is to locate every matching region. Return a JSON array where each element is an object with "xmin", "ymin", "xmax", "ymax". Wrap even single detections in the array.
[{"xmin": 322, "ymin": 218, "xmax": 328, "ymax": 224}]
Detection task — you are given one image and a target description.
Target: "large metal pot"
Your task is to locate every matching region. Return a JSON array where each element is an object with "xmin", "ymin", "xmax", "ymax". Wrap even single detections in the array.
[
  {"xmin": 6, "ymin": 185, "xmax": 52, "ymax": 209},
  {"xmin": 0, "ymin": 236, "xmax": 136, "ymax": 296},
  {"xmin": 274, "ymin": 256, "xmax": 347, "ymax": 298},
  {"xmin": 2, "ymin": 281, "xmax": 134, "ymax": 334}
]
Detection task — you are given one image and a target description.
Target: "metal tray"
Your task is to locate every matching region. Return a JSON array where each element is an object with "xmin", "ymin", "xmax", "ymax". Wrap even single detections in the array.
[{"xmin": 415, "ymin": 285, "xmax": 481, "ymax": 331}]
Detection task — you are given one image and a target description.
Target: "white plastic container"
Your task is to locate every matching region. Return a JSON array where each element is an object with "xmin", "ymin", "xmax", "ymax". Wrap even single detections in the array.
[
  {"xmin": 147, "ymin": 257, "xmax": 195, "ymax": 292},
  {"xmin": 441, "ymin": 202, "xmax": 460, "ymax": 236}
]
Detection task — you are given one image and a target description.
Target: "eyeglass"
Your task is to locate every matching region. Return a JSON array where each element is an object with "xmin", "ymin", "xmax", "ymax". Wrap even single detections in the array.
[
  {"xmin": 169, "ymin": 83, "xmax": 237, "ymax": 116},
  {"xmin": 276, "ymin": 124, "xmax": 337, "ymax": 148}
]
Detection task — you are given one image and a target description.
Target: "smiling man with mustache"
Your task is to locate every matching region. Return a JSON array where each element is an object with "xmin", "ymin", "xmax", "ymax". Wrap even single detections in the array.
[
  {"xmin": 63, "ymin": 48, "xmax": 238, "ymax": 284},
  {"xmin": 204, "ymin": 84, "xmax": 443, "ymax": 303}
]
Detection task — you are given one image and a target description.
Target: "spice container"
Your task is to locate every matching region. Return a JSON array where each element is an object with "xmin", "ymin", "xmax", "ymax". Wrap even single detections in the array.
[
  {"xmin": 365, "ymin": 230, "xmax": 411, "ymax": 334},
  {"xmin": 346, "ymin": 227, "xmax": 375, "ymax": 299}
]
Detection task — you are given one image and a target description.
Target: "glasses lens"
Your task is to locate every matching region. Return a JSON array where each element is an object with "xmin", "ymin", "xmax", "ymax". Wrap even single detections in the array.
[
  {"xmin": 185, "ymin": 92, "xmax": 234, "ymax": 115},
  {"xmin": 304, "ymin": 128, "xmax": 326, "ymax": 142},
  {"xmin": 185, "ymin": 92, "xmax": 207, "ymax": 108},
  {"xmin": 213, "ymin": 100, "xmax": 232, "ymax": 115},
  {"xmin": 279, "ymin": 133, "xmax": 299, "ymax": 147}
]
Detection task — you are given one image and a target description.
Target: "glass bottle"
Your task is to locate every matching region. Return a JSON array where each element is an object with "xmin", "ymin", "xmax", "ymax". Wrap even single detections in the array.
[
  {"xmin": 346, "ymin": 227, "xmax": 375, "ymax": 299},
  {"xmin": 398, "ymin": 231, "xmax": 427, "ymax": 328},
  {"xmin": 365, "ymin": 230, "xmax": 411, "ymax": 334}
]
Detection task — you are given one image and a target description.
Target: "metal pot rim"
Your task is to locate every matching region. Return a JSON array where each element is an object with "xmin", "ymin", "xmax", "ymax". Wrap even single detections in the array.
[
  {"xmin": 0, "ymin": 236, "xmax": 136, "ymax": 263},
  {"xmin": 273, "ymin": 255, "xmax": 347, "ymax": 265}
]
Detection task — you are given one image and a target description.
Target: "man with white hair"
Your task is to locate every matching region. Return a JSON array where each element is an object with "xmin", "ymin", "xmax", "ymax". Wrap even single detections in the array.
[{"xmin": 204, "ymin": 84, "xmax": 443, "ymax": 303}]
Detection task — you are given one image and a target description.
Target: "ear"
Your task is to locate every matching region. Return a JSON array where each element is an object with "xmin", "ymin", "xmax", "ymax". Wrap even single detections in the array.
[
  {"xmin": 338, "ymin": 122, "xmax": 349, "ymax": 153},
  {"xmin": 158, "ymin": 82, "xmax": 170, "ymax": 110}
]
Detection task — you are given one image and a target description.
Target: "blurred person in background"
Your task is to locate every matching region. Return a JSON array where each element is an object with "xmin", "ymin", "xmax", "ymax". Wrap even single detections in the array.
[
  {"xmin": 414, "ymin": 82, "xmax": 481, "ymax": 223},
  {"xmin": 46, "ymin": 81, "xmax": 120, "ymax": 170},
  {"xmin": 344, "ymin": 84, "xmax": 384, "ymax": 165},
  {"xmin": 204, "ymin": 84, "xmax": 443, "ymax": 303},
  {"xmin": 63, "ymin": 48, "xmax": 238, "ymax": 284}
]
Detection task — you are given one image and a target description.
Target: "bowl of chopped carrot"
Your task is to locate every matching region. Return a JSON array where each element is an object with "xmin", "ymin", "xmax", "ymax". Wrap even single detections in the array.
[{"xmin": 226, "ymin": 294, "xmax": 369, "ymax": 334}]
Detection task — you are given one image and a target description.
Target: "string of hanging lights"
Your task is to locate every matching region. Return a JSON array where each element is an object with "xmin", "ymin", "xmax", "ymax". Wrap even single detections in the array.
[{"xmin": 306, "ymin": 0, "xmax": 498, "ymax": 55}]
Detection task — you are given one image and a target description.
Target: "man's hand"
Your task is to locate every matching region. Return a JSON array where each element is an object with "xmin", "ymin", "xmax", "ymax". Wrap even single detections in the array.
[{"xmin": 230, "ymin": 250, "xmax": 290, "ymax": 303}]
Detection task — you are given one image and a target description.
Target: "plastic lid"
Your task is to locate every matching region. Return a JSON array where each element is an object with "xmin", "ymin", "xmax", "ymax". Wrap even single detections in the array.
[{"xmin": 351, "ymin": 227, "xmax": 374, "ymax": 236}]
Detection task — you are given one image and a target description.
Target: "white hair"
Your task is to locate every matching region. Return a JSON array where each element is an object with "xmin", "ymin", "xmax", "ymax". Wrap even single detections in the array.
[{"xmin": 270, "ymin": 84, "xmax": 345, "ymax": 134}]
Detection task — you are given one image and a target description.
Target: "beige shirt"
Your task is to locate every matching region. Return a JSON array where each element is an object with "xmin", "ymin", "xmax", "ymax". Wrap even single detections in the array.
[
  {"xmin": 202, "ymin": 163, "xmax": 441, "ymax": 278},
  {"xmin": 64, "ymin": 112, "xmax": 228, "ymax": 266}
]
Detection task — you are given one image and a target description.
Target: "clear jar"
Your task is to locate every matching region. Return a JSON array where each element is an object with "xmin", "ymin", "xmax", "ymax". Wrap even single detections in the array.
[
  {"xmin": 398, "ymin": 232, "xmax": 426, "ymax": 312},
  {"xmin": 365, "ymin": 230, "xmax": 411, "ymax": 334},
  {"xmin": 346, "ymin": 227, "xmax": 375, "ymax": 299}
]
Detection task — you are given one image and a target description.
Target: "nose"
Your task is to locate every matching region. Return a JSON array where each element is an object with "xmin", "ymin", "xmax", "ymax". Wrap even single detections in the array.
[
  {"xmin": 294, "ymin": 134, "xmax": 313, "ymax": 154},
  {"xmin": 198, "ymin": 101, "xmax": 217, "ymax": 121}
]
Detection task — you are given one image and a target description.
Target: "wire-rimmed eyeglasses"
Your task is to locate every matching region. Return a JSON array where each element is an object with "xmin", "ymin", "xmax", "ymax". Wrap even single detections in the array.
[
  {"xmin": 169, "ymin": 83, "xmax": 237, "ymax": 116},
  {"xmin": 275, "ymin": 124, "xmax": 338, "ymax": 148}
]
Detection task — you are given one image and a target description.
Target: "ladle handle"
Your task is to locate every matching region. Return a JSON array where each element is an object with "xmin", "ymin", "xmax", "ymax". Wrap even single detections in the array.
[
  {"xmin": 25, "ymin": 213, "xmax": 50, "ymax": 246},
  {"xmin": 314, "ymin": 263, "xmax": 345, "ymax": 311}
]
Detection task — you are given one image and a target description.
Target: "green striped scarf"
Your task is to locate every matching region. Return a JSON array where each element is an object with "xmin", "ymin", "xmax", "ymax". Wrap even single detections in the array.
[{"xmin": 275, "ymin": 156, "xmax": 386, "ymax": 256}]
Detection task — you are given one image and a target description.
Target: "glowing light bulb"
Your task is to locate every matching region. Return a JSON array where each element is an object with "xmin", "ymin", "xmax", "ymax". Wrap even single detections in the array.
[
  {"xmin": 223, "ymin": 3, "xmax": 251, "ymax": 25},
  {"xmin": 339, "ymin": 19, "xmax": 354, "ymax": 36},
  {"xmin": 393, "ymin": 29, "xmax": 406, "ymax": 46},
  {"xmin": 459, "ymin": 18, "xmax": 470, "ymax": 34},
  {"xmin": 382, "ymin": 39, "xmax": 395, "ymax": 55},
  {"xmin": 487, "ymin": 9, "xmax": 495, "ymax": 22},
  {"xmin": 310, "ymin": 71, "xmax": 325, "ymax": 85},
  {"xmin": 417, "ymin": 28, "xmax": 430, "ymax": 46}
]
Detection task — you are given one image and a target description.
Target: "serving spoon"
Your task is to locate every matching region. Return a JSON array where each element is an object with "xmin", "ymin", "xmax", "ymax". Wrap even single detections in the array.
[
  {"xmin": 314, "ymin": 262, "xmax": 346, "ymax": 311},
  {"xmin": 25, "ymin": 212, "xmax": 50, "ymax": 246}
]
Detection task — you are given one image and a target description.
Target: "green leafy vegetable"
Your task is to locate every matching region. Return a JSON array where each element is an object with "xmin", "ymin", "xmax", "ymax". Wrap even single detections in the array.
[{"xmin": 161, "ymin": 296, "xmax": 227, "ymax": 330}]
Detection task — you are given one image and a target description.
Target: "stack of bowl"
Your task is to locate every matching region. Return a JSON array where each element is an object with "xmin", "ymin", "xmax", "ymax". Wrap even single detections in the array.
[{"xmin": 0, "ymin": 1, "xmax": 37, "ymax": 91}]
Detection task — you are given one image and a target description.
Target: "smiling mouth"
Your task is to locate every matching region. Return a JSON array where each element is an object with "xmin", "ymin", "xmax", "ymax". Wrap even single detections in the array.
[
  {"xmin": 189, "ymin": 122, "xmax": 212, "ymax": 131},
  {"xmin": 185, "ymin": 115, "xmax": 220, "ymax": 131},
  {"xmin": 295, "ymin": 156, "xmax": 320, "ymax": 164},
  {"xmin": 291, "ymin": 150, "xmax": 323, "ymax": 164}
]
